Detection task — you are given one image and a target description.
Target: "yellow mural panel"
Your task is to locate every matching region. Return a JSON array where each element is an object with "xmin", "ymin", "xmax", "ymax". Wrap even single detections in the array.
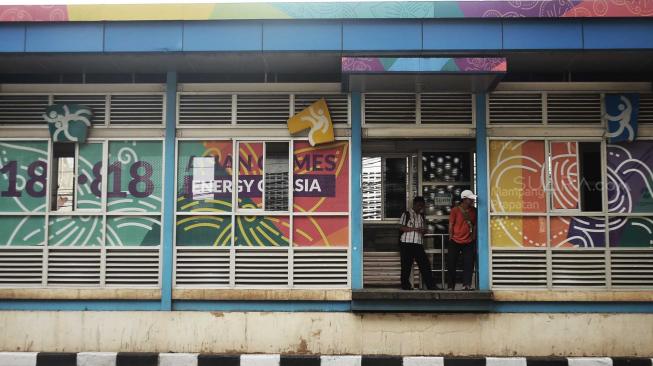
[{"xmin": 68, "ymin": 4, "xmax": 215, "ymax": 21}]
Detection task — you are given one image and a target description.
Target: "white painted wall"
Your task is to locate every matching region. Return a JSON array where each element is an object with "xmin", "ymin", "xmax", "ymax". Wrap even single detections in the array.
[{"xmin": 0, "ymin": 312, "xmax": 651, "ymax": 356}]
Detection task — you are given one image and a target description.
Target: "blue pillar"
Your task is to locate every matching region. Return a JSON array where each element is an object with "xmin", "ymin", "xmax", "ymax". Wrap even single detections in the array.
[
  {"xmin": 161, "ymin": 71, "xmax": 177, "ymax": 310},
  {"xmin": 475, "ymin": 93, "xmax": 490, "ymax": 291},
  {"xmin": 351, "ymin": 92, "xmax": 363, "ymax": 289}
]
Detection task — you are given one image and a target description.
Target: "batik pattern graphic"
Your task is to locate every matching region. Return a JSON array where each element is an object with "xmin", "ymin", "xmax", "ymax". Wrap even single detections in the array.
[
  {"xmin": 48, "ymin": 216, "xmax": 103, "ymax": 247},
  {"xmin": 551, "ymin": 141, "xmax": 580, "ymax": 210}
]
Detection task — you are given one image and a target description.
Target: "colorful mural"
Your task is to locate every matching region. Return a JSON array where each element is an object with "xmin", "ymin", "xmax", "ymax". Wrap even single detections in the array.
[
  {"xmin": 342, "ymin": 57, "xmax": 507, "ymax": 73},
  {"xmin": 107, "ymin": 140, "xmax": 163, "ymax": 213},
  {"xmin": 48, "ymin": 215, "xmax": 103, "ymax": 247},
  {"xmin": 2, "ymin": 1, "xmax": 652, "ymax": 21},
  {"xmin": 489, "ymin": 140, "xmax": 546, "ymax": 213},
  {"xmin": 550, "ymin": 141, "xmax": 580, "ymax": 210},
  {"xmin": 106, "ymin": 216, "xmax": 161, "ymax": 246},
  {"xmin": 238, "ymin": 142, "xmax": 264, "ymax": 210},
  {"xmin": 550, "ymin": 216, "xmax": 606, "ymax": 248},
  {"xmin": 235, "ymin": 216, "xmax": 290, "ymax": 247},
  {"xmin": 490, "ymin": 216, "xmax": 547, "ymax": 248},
  {"xmin": 177, "ymin": 140, "xmax": 233, "ymax": 213},
  {"xmin": 293, "ymin": 140, "xmax": 349, "ymax": 213},
  {"xmin": 0, "ymin": 216, "xmax": 45, "ymax": 246},
  {"xmin": 76, "ymin": 142, "xmax": 102, "ymax": 211},
  {"xmin": 607, "ymin": 141, "xmax": 653, "ymax": 214},
  {"xmin": 176, "ymin": 215, "xmax": 231, "ymax": 247},
  {"xmin": 294, "ymin": 216, "xmax": 348, "ymax": 247},
  {"xmin": 0, "ymin": 141, "xmax": 48, "ymax": 213},
  {"xmin": 609, "ymin": 216, "xmax": 653, "ymax": 248}
]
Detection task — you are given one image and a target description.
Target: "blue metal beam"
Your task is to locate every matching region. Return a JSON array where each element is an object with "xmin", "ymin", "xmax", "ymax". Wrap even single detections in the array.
[
  {"xmin": 350, "ymin": 92, "xmax": 363, "ymax": 290},
  {"xmin": 160, "ymin": 71, "xmax": 177, "ymax": 311},
  {"xmin": 475, "ymin": 94, "xmax": 490, "ymax": 291}
]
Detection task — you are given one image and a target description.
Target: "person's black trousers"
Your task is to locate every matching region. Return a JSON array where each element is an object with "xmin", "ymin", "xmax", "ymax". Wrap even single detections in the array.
[
  {"xmin": 399, "ymin": 242, "xmax": 436, "ymax": 289},
  {"xmin": 446, "ymin": 240, "xmax": 475, "ymax": 289}
]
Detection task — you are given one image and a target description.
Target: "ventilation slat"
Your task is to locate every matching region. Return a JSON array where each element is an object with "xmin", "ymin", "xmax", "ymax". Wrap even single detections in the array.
[
  {"xmin": 106, "ymin": 248, "xmax": 159, "ymax": 286},
  {"xmin": 420, "ymin": 93, "xmax": 472, "ymax": 124},
  {"xmin": 491, "ymin": 249, "xmax": 547, "ymax": 288},
  {"xmin": 364, "ymin": 94, "xmax": 416, "ymax": 124},
  {"xmin": 53, "ymin": 95, "xmax": 106, "ymax": 125},
  {"xmin": 47, "ymin": 248, "xmax": 100, "ymax": 286},
  {"xmin": 294, "ymin": 94, "xmax": 349, "ymax": 124},
  {"xmin": 109, "ymin": 94, "xmax": 164, "ymax": 125},
  {"xmin": 489, "ymin": 93, "xmax": 542, "ymax": 124},
  {"xmin": 236, "ymin": 95, "xmax": 289, "ymax": 124},
  {"xmin": 0, "ymin": 95, "xmax": 50, "ymax": 124}
]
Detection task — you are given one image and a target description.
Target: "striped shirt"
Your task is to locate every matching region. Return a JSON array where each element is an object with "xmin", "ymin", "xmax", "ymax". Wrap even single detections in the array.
[{"xmin": 399, "ymin": 209, "xmax": 425, "ymax": 245}]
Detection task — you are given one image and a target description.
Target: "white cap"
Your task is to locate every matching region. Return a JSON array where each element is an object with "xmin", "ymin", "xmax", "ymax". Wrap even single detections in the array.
[{"xmin": 461, "ymin": 190, "xmax": 477, "ymax": 200}]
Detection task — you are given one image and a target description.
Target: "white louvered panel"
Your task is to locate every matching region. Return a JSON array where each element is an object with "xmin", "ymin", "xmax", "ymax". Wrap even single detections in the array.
[
  {"xmin": 109, "ymin": 94, "xmax": 164, "ymax": 124},
  {"xmin": 46, "ymin": 248, "xmax": 101, "ymax": 286},
  {"xmin": 547, "ymin": 93, "xmax": 601, "ymax": 124},
  {"xmin": 292, "ymin": 248, "xmax": 348, "ymax": 287},
  {"xmin": 610, "ymin": 249, "xmax": 653, "ymax": 288},
  {"xmin": 363, "ymin": 251, "xmax": 419, "ymax": 287},
  {"xmin": 175, "ymin": 248, "xmax": 230, "ymax": 287},
  {"xmin": 639, "ymin": 93, "xmax": 653, "ymax": 124},
  {"xmin": 491, "ymin": 249, "xmax": 547, "ymax": 288},
  {"xmin": 105, "ymin": 248, "xmax": 159, "ymax": 287},
  {"xmin": 235, "ymin": 248, "xmax": 288, "ymax": 286},
  {"xmin": 294, "ymin": 94, "xmax": 349, "ymax": 124},
  {"xmin": 0, "ymin": 95, "xmax": 50, "ymax": 124},
  {"xmin": 552, "ymin": 250, "xmax": 606, "ymax": 288},
  {"xmin": 236, "ymin": 94, "xmax": 290, "ymax": 124},
  {"xmin": 0, "ymin": 248, "xmax": 43, "ymax": 286},
  {"xmin": 53, "ymin": 94, "xmax": 107, "ymax": 125},
  {"xmin": 178, "ymin": 94, "xmax": 232, "ymax": 125},
  {"xmin": 489, "ymin": 93, "xmax": 542, "ymax": 124},
  {"xmin": 364, "ymin": 93, "xmax": 416, "ymax": 124},
  {"xmin": 420, "ymin": 93, "xmax": 473, "ymax": 124}
]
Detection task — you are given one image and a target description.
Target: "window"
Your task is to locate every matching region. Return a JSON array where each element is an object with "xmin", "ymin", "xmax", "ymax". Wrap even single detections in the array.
[
  {"xmin": 174, "ymin": 139, "xmax": 350, "ymax": 288},
  {"xmin": 490, "ymin": 138, "xmax": 653, "ymax": 289}
]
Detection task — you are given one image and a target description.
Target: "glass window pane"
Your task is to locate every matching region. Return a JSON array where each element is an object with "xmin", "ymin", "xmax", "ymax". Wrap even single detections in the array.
[
  {"xmin": 235, "ymin": 216, "xmax": 289, "ymax": 247},
  {"xmin": 362, "ymin": 157, "xmax": 382, "ymax": 220},
  {"xmin": 578, "ymin": 142, "xmax": 603, "ymax": 212},
  {"xmin": 550, "ymin": 141, "xmax": 580, "ymax": 210},
  {"xmin": 608, "ymin": 141, "xmax": 653, "ymax": 213},
  {"xmin": 238, "ymin": 142, "xmax": 264, "ymax": 209},
  {"xmin": 177, "ymin": 140, "xmax": 233, "ymax": 213},
  {"xmin": 48, "ymin": 216, "xmax": 103, "ymax": 246},
  {"xmin": 422, "ymin": 152, "xmax": 470, "ymax": 183},
  {"xmin": 0, "ymin": 141, "xmax": 48, "ymax": 213},
  {"xmin": 0, "ymin": 216, "xmax": 45, "ymax": 246},
  {"xmin": 383, "ymin": 157, "xmax": 407, "ymax": 218},
  {"xmin": 609, "ymin": 216, "xmax": 653, "ymax": 248},
  {"xmin": 51, "ymin": 143, "xmax": 75, "ymax": 212},
  {"xmin": 106, "ymin": 216, "xmax": 161, "ymax": 246},
  {"xmin": 176, "ymin": 215, "xmax": 232, "ymax": 246},
  {"xmin": 491, "ymin": 216, "xmax": 547, "ymax": 248},
  {"xmin": 293, "ymin": 141, "xmax": 349, "ymax": 213},
  {"xmin": 489, "ymin": 140, "xmax": 546, "ymax": 213},
  {"xmin": 76, "ymin": 143, "xmax": 103, "ymax": 210},
  {"xmin": 294, "ymin": 216, "xmax": 348, "ymax": 247},
  {"xmin": 550, "ymin": 216, "xmax": 605, "ymax": 248},
  {"xmin": 107, "ymin": 141, "xmax": 163, "ymax": 213},
  {"xmin": 265, "ymin": 142, "xmax": 289, "ymax": 211}
]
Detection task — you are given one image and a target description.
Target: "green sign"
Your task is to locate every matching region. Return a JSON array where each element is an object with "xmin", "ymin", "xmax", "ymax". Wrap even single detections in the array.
[{"xmin": 44, "ymin": 104, "xmax": 92, "ymax": 143}]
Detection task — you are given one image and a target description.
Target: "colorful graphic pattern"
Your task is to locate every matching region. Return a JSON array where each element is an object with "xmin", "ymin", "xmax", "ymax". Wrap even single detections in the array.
[
  {"xmin": 550, "ymin": 141, "xmax": 580, "ymax": 210},
  {"xmin": 238, "ymin": 142, "xmax": 264, "ymax": 210},
  {"xmin": 235, "ymin": 216, "xmax": 290, "ymax": 247},
  {"xmin": 550, "ymin": 216, "xmax": 606, "ymax": 248},
  {"xmin": 609, "ymin": 216, "xmax": 653, "ymax": 248},
  {"xmin": 287, "ymin": 99, "xmax": 335, "ymax": 147},
  {"xmin": 106, "ymin": 216, "xmax": 161, "ymax": 246},
  {"xmin": 176, "ymin": 215, "xmax": 232, "ymax": 247},
  {"xmin": 0, "ymin": 216, "xmax": 45, "ymax": 246},
  {"xmin": 490, "ymin": 216, "xmax": 547, "ymax": 248},
  {"xmin": 0, "ymin": 141, "xmax": 48, "ymax": 213},
  {"xmin": 107, "ymin": 140, "xmax": 163, "ymax": 213},
  {"xmin": 177, "ymin": 140, "xmax": 233, "ymax": 213},
  {"xmin": 293, "ymin": 141, "xmax": 349, "ymax": 213},
  {"xmin": 2, "ymin": 1, "xmax": 652, "ymax": 21},
  {"xmin": 44, "ymin": 104, "xmax": 92, "ymax": 143},
  {"xmin": 342, "ymin": 57, "xmax": 507, "ymax": 73},
  {"xmin": 48, "ymin": 215, "xmax": 103, "ymax": 247},
  {"xmin": 489, "ymin": 140, "xmax": 546, "ymax": 213},
  {"xmin": 607, "ymin": 141, "xmax": 653, "ymax": 214},
  {"xmin": 294, "ymin": 216, "xmax": 348, "ymax": 247}
]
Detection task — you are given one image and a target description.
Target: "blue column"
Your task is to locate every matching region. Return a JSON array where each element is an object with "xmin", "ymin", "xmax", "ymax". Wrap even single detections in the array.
[
  {"xmin": 161, "ymin": 71, "xmax": 177, "ymax": 310},
  {"xmin": 351, "ymin": 92, "xmax": 363, "ymax": 289},
  {"xmin": 475, "ymin": 93, "xmax": 490, "ymax": 291}
]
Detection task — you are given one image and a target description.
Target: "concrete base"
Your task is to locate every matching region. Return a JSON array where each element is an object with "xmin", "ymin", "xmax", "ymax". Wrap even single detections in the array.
[{"xmin": 0, "ymin": 312, "xmax": 653, "ymax": 356}]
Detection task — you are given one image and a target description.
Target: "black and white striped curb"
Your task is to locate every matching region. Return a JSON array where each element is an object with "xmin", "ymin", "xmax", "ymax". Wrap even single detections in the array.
[{"xmin": 0, "ymin": 353, "xmax": 651, "ymax": 366}]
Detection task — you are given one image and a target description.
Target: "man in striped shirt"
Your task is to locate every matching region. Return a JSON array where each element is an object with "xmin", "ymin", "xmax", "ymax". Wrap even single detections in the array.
[{"xmin": 399, "ymin": 196, "xmax": 436, "ymax": 290}]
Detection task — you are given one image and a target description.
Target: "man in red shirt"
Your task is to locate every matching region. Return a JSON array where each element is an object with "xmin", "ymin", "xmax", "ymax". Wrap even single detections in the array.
[{"xmin": 447, "ymin": 190, "xmax": 477, "ymax": 290}]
